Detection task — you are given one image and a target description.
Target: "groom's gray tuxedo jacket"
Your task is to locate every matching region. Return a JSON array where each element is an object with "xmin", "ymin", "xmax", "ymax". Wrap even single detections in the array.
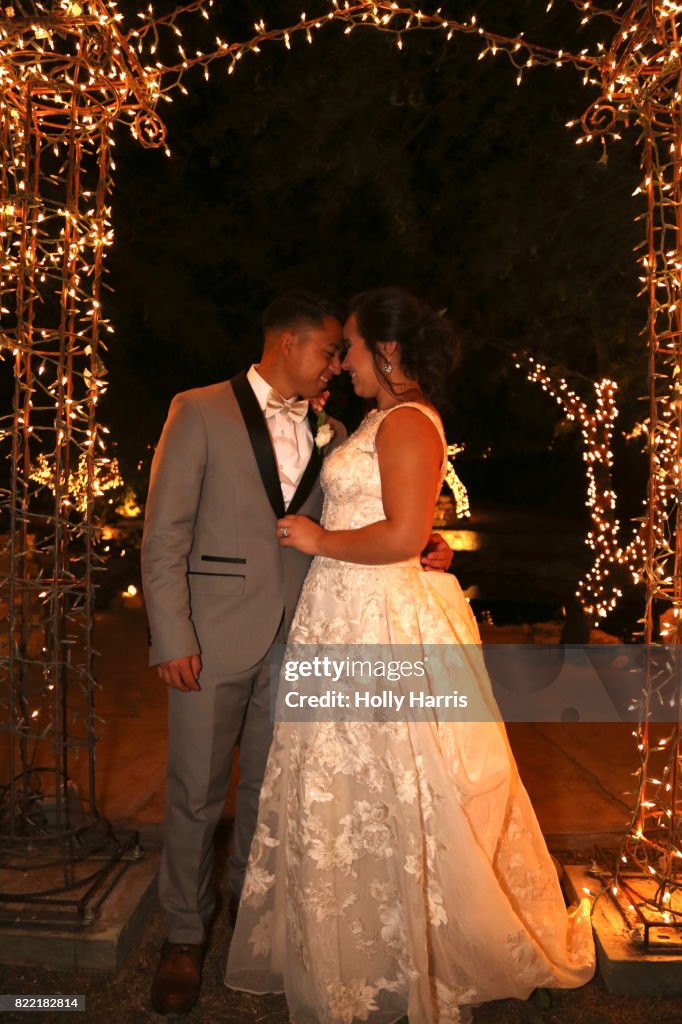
[{"xmin": 141, "ymin": 370, "xmax": 346, "ymax": 673}]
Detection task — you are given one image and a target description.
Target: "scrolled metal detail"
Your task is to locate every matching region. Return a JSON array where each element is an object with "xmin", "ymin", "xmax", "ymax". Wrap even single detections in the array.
[
  {"xmin": 581, "ymin": 98, "xmax": 621, "ymax": 137},
  {"xmin": 133, "ymin": 108, "xmax": 167, "ymax": 149}
]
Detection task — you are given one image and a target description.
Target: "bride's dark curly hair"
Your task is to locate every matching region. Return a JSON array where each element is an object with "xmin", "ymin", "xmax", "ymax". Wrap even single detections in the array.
[{"xmin": 347, "ymin": 287, "xmax": 460, "ymax": 408}]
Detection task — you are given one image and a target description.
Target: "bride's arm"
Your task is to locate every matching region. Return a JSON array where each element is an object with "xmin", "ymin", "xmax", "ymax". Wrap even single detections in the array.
[{"xmin": 278, "ymin": 407, "xmax": 443, "ymax": 565}]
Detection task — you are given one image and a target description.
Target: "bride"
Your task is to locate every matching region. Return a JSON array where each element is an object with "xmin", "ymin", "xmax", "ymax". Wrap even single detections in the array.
[{"xmin": 225, "ymin": 288, "xmax": 595, "ymax": 1023}]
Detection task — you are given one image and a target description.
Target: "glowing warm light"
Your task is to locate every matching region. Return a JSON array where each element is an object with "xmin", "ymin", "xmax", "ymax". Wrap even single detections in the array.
[
  {"xmin": 0, "ymin": 0, "xmax": 681, "ymax": 931},
  {"xmin": 114, "ymin": 486, "xmax": 142, "ymax": 519},
  {"xmin": 29, "ymin": 454, "xmax": 123, "ymax": 514},
  {"xmin": 439, "ymin": 530, "xmax": 483, "ymax": 553},
  {"xmin": 444, "ymin": 444, "xmax": 471, "ymax": 519},
  {"xmin": 518, "ymin": 355, "xmax": 645, "ymax": 624}
]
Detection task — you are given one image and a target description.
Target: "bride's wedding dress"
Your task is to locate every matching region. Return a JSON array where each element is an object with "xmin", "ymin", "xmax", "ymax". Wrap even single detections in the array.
[{"xmin": 225, "ymin": 404, "xmax": 595, "ymax": 1024}]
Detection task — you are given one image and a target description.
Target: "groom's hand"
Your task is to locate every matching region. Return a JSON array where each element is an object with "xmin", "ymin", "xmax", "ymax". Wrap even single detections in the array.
[
  {"xmin": 420, "ymin": 533, "xmax": 453, "ymax": 572},
  {"xmin": 157, "ymin": 653, "xmax": 202, "ymax": 692}
]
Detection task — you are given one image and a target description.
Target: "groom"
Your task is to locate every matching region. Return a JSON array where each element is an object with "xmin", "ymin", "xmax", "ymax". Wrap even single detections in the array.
[{"xmin": 141, "ymin": 291, "xmax": 452, "ymax": 1016}]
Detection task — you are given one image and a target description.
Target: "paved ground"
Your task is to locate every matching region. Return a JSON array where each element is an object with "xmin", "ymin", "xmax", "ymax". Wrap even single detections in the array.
[
  {"xmin": 86, "ymin": 606, "xmax": 642, "ymax": 847},
  {"xmin": 2, "ymin": 605, "xmax": 681, "ymax": 1022},
  {"xmin": 2, "ymin": 829, "xmax": 681, "ymax": 1024},
  {"xmin": 2, "ymin": 832, "xmax": 682, "ymax": 1024}
]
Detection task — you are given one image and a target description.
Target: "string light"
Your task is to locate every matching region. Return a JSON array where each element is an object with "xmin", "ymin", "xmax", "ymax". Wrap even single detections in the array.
[
  {"xmin": 29, "ymin": 452, "xmax": 123, "ymax": 514},
  {"xmin": 444, "ymin": 444, "xmax": 470, "ymax": 520},
  {"xmin": 1, "ymin": 0, "xmax": 681, "ymax": 937},
  {"xmin": 517, "ymin": 354, "xmax": 646, "ymax": 624}
]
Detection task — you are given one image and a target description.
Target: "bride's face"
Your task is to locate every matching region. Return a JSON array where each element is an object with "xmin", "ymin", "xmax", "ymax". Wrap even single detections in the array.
[{"xmin": 342, "ymin": 314, "xmax": 382, "ymax": 399}]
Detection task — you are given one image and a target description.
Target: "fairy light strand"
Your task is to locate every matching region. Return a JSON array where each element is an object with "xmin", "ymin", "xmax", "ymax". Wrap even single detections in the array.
[
  {"xmin": 517, "ymin": 354, "xmax": 647, "ymax": 624},
  {"xmin": 1, "ymin": 0, "xmax": 681, "ymax": 932}
]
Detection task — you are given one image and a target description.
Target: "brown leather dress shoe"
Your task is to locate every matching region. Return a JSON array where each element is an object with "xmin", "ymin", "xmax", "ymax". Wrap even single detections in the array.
[{"xmin": 150, "ymin": 941, "xmax": 204, "ymax": 1016}]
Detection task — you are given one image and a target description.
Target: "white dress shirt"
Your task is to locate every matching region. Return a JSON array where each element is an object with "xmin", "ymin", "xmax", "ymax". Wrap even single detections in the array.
[{"xmin": 247, "ymin": 364, "xmax": 313, "ymax": 509}]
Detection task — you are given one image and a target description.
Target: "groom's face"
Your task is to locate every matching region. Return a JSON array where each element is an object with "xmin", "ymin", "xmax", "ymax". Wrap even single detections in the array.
[{"xmin": 286, "ymin": 316, "xmax": 344, "ymax": 398}]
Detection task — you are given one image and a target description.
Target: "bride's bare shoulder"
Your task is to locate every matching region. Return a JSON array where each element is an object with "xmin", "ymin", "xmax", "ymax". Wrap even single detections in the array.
[{"xmin": 376, "ymin": 403, "xmax": 443, "ymax": 448}]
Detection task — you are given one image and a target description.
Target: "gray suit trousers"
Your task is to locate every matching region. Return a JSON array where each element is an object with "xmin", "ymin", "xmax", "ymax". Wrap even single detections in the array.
[{"xmin": 159, "ymin": 623, "xmax": 284, "ymax": 945}]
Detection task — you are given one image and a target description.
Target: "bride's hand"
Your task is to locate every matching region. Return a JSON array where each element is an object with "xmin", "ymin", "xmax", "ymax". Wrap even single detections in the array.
[
  {"xmin": 420, "ymin": 532, "xmax": 453, "ymax": 572},
  {"xmin": 309, "ymin": 390, "xmax": 330, "ymax": 416},
  {"xmin": 277, "ymin": 515, "xmax": 325, "ymax": 555}
]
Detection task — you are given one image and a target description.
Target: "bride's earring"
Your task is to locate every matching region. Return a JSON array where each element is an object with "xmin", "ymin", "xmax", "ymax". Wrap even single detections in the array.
[{"xmin": 382, "ymin": 358, "xmax": 392, "ymax": 376}]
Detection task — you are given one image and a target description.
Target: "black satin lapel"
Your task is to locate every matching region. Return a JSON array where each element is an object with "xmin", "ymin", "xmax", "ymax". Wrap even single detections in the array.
[
  {"xmin": 288, "ymin": 410, "xmax": 323, "ymax": 515},
  {"xmin": 231, "ymin": 371, "xmax": 285, "ymax": 520}
]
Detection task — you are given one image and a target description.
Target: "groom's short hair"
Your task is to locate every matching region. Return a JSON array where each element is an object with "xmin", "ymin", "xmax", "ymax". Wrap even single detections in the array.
[{"xmin": 262, "ymin": 290, "xmax": 340, "ymax": 334}]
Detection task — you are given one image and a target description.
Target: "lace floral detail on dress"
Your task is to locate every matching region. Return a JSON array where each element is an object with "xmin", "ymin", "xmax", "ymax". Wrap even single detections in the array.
[
  {"xmin": 317, "ymin": 405, "xmax": 447, "ymax": 542},
  {"xmin": 241, "ymin": 823, "xmax": 279, "ymax": 903},
  {"xmin": 225, "ymin": 402, "xmax": 596, "ymax": 1023},
  {"xmin": 326, "ymin": 979, "xmax": 380, "ymax": 1024},
  {"xmin": 432, "ymin": 979, "xmax": 479, "ymax": 1024},
  {"xmin": 303, "ymin": 881, "xmax": 359, "ymax": 923}
]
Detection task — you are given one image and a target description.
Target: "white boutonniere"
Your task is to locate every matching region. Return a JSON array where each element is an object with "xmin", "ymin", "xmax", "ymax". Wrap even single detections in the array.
[{"xmin": 314, "ymin": 411, "xmax": 334, "ymax": 449}]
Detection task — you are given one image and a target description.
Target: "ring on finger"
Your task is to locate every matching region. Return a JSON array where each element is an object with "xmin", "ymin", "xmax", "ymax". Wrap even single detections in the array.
[{"xmin": 280, "ymin": 526, "xmax": 289, "ymax": 538}]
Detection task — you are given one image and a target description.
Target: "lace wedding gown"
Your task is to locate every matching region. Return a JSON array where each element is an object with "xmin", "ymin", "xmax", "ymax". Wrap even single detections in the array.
[{"xmin": 225, "ymin": 404, "xmax": 595, "ymax": 1024}]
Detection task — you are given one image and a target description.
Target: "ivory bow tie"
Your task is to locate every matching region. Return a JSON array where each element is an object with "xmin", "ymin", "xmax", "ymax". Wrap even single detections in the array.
[{"xmin": 265, "ymin": 390, "xmax": 309, "ymax": 423}]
